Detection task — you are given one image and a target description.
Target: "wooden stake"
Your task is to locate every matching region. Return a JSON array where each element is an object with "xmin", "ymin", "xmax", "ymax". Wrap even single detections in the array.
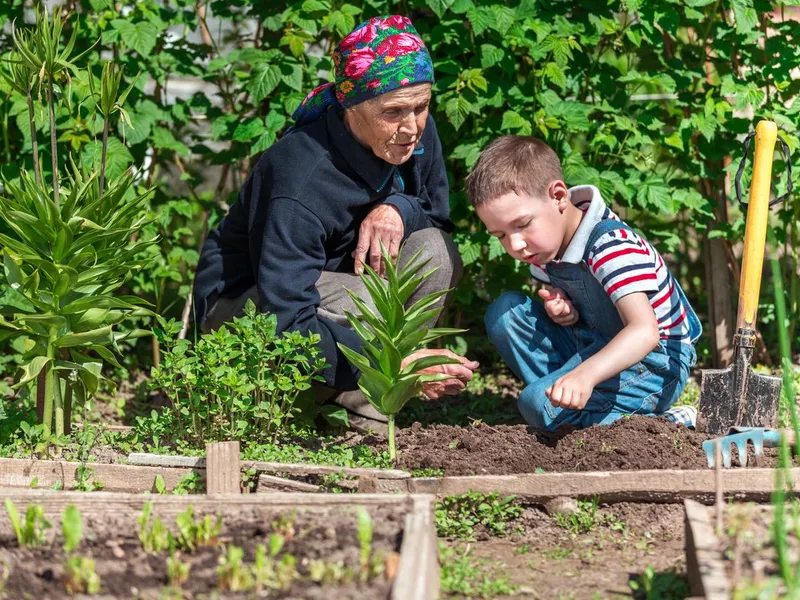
[
  {"xmin": 206, "ymin": 441, "xmax": 240, "ymax": 495},
  {"xmin": 715, "ymin": 440, "xmax": 724, "ymax": 534}
]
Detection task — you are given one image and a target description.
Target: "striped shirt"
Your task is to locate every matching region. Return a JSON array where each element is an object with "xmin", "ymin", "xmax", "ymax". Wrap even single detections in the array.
[{"xmin": 530, "ymin": 185, "xmax": 692, "ymax": 342}]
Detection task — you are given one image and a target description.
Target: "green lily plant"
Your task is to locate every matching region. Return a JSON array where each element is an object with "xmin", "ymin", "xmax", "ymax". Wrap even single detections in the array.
[
  {"xmin": 337, "ymin": 245, "xmax": 464, "ymax": 462},
  {"xmin": 0, "ymin": 8, "xmax": 153, "ymax": 441}
]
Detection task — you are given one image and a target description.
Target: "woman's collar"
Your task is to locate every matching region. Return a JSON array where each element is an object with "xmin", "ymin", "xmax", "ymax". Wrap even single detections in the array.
[{"xmin": 326, "ymin": 108, "xmax": 419, "ymax": 192}]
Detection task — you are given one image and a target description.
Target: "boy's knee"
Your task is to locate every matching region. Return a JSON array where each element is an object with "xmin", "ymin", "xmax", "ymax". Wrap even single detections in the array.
[
  {"xmin": 485, "ymin": 291, "xmax": 528, "ymax": 342},
  {"xmin": 518, "ymin": 380, "xmax": 558, "ymax": 431}
]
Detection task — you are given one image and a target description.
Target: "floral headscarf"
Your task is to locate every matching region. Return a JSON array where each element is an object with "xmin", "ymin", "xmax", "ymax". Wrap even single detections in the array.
[{"xmin": 289, "ymin": 15, "xmax": 434, "ymax": 130}]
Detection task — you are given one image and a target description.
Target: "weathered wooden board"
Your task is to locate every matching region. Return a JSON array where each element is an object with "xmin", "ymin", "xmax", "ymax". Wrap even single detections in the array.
[
  {"xmin": 360, "ymin": 467, "xmax": 800, "ymax": 504},
  {"xmin": 0, "ymin": 457, "xmax": 201, "ymax": 493},
  {"xmin": 128, "ymin": 452, "xmax": 410, "ymax": 479},
  {"xmin": 684, "ymin": 499, "xmax": 731, "ymax": 599},
  {"xmin": 0, "ymin": 488, "xmax": 439, "ymax": 600}
]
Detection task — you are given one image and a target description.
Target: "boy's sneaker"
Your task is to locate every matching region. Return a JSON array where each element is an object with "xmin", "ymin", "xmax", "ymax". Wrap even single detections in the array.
[{"xmin": 662, "ymin": 405, "xmax": 697, "ymax": 429}]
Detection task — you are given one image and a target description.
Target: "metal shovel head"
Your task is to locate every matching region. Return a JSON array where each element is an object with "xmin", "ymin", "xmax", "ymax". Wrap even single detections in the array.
[{"xmin": 700, "ymin": 359, "xmax": 782, "ymax": 435}]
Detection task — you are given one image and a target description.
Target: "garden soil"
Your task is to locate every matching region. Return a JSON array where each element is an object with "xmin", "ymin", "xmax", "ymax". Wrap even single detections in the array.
[
  {"xmin": 394, "ymin": 414, "xmax": 779, "ymax": 475},
  {"xmin": 0, "ymin": 505, "xmax": 402, "ymax": 599},
  {"xmin": 461, "ymin": 502, "xmax": 690, "ymax": 599}
]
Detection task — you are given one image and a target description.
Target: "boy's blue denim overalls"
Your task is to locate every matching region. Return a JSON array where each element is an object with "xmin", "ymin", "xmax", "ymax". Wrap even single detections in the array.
[{"xmin": 485, "ymin": 219, "xmax": 702, "ymax": 430}]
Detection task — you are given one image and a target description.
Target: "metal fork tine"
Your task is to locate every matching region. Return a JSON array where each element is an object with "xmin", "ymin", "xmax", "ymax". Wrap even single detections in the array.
[
  {"xmin": 723, "ymin": 442, "xmax": 733, "ymax": 468},
  {"xmin": 735, "ymin": 440, "xmax": 748, "ymax": 467}
]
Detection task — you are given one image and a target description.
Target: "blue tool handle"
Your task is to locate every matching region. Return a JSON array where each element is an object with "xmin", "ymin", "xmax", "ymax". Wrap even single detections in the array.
[{"xmin": 763, "ymin": 429, "xmax": 782, "ymax": 447}]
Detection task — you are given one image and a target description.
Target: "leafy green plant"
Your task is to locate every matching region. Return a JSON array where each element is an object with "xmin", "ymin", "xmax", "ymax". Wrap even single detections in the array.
[
  {"xmin": 137, "ymin": 501, "xmax": 171, "ymax": 554},
  {"xmin": 174, "ymin": 506, "xmax": 221, "ymax": 552},
  {"xmin": 62, "ymin": 555, "xmax": 101, "ymax": 595},
  {"xmin": 1, "ymin": 7, "xmax": 154, "ymax": 440},
  {"xmin": 217, "ymin": 544, "xmax": 253, "ymax": 592},
  {"xmin": 337, "ymin": 245, "xmax": 464, "ymax": 461},
  {"xmin": 435, "ymin": 492, "xmax": 522, "ymax": 540},
  {"xmin": 4, "ymin": 499, "xmax": 50, "ymax": 547},
  {"xmin": 62, "ymin": 505, "xmax": 83, "ymax": 553},
  {"xmin": 150, "ymin": 303, "xmax": 327, "ymax": 446}
]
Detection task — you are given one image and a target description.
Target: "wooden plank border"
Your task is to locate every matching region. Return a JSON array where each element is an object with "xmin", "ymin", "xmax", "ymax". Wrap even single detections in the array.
[
  {"xmin": 360, "ymin": 467, "xmax": 800, "ymax": 504},
  {"xmin": 0, "ymin": 457, "xmax": 201, "ymax": 493},
  {"xmin": 0, "ymin": 488, "xmax": 439, "ymax": 600},
  {"xmin": 128, "ymin": 452, "xmax": 411, "ymax": 480},
  {"xmin": 3, "ymin": 456, "xmax": 797, "ymax": 506},
  {"xmin": 684, "ymin": 499, "xmax": 731, "ymax": 599}
]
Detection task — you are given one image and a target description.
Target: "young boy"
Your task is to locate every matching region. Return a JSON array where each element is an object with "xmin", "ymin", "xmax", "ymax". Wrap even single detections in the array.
[{"xmin": 466, "ymin": 136, "xmax": 702, "ymax": 431}]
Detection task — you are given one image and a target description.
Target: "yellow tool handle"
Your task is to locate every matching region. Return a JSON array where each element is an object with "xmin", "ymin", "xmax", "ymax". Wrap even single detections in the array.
[{"xmin": 737, "ymin": 120, "xmax": 777, "ymax": 330}]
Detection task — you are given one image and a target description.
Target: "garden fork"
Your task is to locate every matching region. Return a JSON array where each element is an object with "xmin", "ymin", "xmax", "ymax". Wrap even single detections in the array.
[{"xmin": 702, "ymin": 427, "xmax": 796, "ymax": 468}]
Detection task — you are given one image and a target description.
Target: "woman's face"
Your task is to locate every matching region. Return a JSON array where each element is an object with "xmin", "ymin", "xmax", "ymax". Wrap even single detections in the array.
[{"xmin": 344, "ymin": 83, "xmax": 432, "ymax": 165}]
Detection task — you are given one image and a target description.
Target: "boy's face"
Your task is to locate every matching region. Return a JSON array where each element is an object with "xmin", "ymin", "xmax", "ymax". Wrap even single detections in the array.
[{"xmin": 476, "ymin": 182, "xmax": 571, "ymax": 266}]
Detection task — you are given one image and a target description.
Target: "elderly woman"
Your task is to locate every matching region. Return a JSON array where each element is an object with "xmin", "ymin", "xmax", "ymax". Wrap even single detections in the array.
[{"xmin": 194, "ymin": 15, "xmax": 478, "ymax": 430}]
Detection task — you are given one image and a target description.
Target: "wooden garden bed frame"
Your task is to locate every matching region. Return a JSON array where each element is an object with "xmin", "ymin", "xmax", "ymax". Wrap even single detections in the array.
[
  {"xmin": 684, "ymin": 499, "xmax": 733, "ymax": 599},
  {"xmin": 0, "ymin": 487, "xmax": 439, "ymax": 600},
  {"xmin": 5, "ymin": 442, "xmax": 798, "ymax": 504},
  {"xmin": 360, "ymin": 467, "xmax": 800, "ymax": 504}
]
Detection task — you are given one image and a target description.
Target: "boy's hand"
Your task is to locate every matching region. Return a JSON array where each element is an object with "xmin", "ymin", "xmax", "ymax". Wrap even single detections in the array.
[
  {"xmin": 538, "ymin": 287, "xmax": 579, "ymax": 326},
  {"xmin": 546, "ymin": 370, "xmax": 596, "ymax": 411}
]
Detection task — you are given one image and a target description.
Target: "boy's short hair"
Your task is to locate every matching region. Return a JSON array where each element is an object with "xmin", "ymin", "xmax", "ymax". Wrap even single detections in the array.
[{"xmin": 465, "ymin": 135, "xmax": 563, "ymax": 207}]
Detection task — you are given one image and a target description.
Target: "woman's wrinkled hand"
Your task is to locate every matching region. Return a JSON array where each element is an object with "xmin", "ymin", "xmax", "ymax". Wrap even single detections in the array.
[{"xmin": 354, "ymin": 203, "xmax": 404, "ymax": 278}]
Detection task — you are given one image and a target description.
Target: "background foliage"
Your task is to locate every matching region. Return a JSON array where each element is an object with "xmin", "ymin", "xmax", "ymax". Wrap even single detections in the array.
[{"xmin": 2, "ymin": 0, "xmax": 799, "ymax": 379}]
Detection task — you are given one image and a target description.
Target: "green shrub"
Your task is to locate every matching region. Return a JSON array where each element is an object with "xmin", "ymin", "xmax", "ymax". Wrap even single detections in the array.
[{"xmin": 150, "ymin": 302, "xmax": 327, "ymax": 446}]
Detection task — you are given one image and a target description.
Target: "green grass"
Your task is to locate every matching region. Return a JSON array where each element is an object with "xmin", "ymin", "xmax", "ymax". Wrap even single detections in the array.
[
  {"xmin": 439, "ymin": 542, "xmax": 518, "ymax": 598},
  {"xmin": 435, "ymin": 492, "xmax": 523, "ymax": 540}
]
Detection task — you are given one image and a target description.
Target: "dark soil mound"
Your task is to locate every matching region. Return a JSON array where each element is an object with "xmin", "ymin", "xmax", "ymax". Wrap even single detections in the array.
[{"xmin": 396, "ymin": 415, "xmax": 730, "ymax": 475}]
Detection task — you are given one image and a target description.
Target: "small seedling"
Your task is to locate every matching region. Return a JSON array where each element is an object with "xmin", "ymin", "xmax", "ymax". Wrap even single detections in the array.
[
  {"xmin": 308, "ymin": 560, "xmax": 353, "ymax": 585},
  {"xmin": 5, "ymin": 499, "xmax": 50, "ymax": 547},
  {"xmin": 62, "ymin": 555, "xmax": 101, "ymax": 595},
  {"xmin": 435, "ymin": 492, "xmax": 522, "ymax": 539},
  {"xmin": 74, "ymin": 465, "xmax": 104, "ymax": 492},
  {"xmin": 629, "ymin": 565, "xmax": 689, "ymax": 599},
  {"xmin": 166, "ymin": 551, "xmax": 191, "ymax": 588},
  {"xmin": 173, "ymin": 471, "xmax": 203, "ymax": 495},
  {"xmin": 554, "ymin": 497, "xmax": 599, "ymax": 535},
  {"xmin": 154, "ymin": 474, "xmax": 167, "ymax": 494},
  {"xmin": 218, "ymin": 544, "xmax": 253, "ymax": 592},
  {"xmin": 175, "ymin": 506, "xmax": 221, "ymax": 551},
  {"xmin": 252, "ymin": 539, "xmax": 297, "ymax": 592},
  {"xmin": 270, "ymin": 511, "xmax": 296, "ymax": 540},
  {"xmin": 137, "ymin": 501, "xmax": 171, "ymax": 554},
  {"xmin": 62, "ymin": 505, "xmax": 83, "ymax": 553},
  {"xmin": 357, "ymin": 506, "xmax": 373, "ymax": 572}
]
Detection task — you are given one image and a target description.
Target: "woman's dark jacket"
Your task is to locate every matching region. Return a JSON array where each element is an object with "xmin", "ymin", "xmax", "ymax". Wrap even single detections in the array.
[{"xmin": 193, "ymin": 108, "xmax": 452, "ymax": 390}]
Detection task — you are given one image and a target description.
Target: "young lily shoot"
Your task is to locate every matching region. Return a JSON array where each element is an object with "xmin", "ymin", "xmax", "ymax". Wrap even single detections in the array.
[{"xmin": 337, "ymin": 244, "xmax": 464, "ymax": 462}]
